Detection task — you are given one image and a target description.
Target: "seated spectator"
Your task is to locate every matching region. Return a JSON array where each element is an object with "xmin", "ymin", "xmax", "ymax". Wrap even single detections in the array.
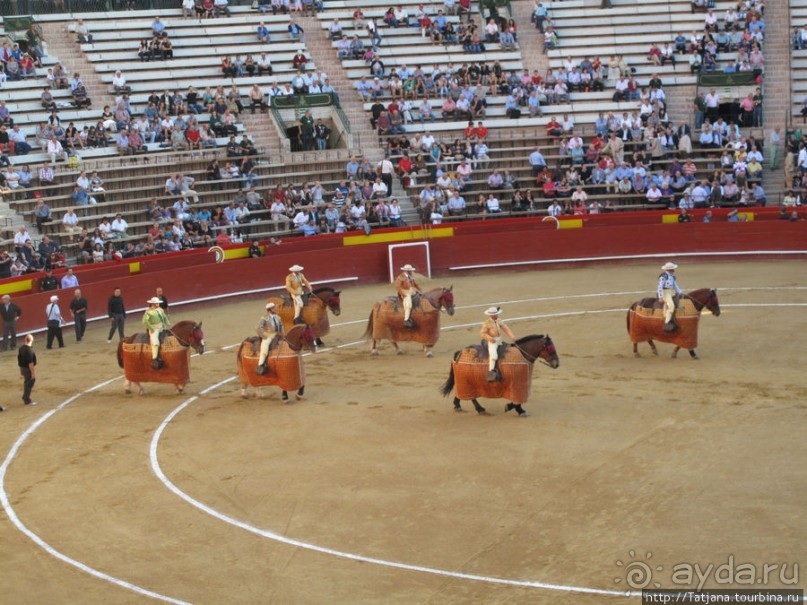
[{"xmin": 75, "ymin": 19, "xmax": 93, "ymax": 43}]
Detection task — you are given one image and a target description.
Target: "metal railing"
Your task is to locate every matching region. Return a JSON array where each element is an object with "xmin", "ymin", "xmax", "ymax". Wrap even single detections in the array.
[{"xmin": 0, "ymin": 0, "xmax": 253, "ymax": 17}]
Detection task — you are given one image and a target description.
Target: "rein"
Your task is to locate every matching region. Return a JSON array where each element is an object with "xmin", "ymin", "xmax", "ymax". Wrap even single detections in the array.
[
  {"xmin": 169, "ymin": 327, "xmax": 194, "ymax": 348},
  {"xmin": 512, "ymin": 341, "xmax": 552, "ymax": 366}
]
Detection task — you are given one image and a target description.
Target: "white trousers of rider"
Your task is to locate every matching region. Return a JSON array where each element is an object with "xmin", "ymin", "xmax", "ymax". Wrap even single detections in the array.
[
  {"xmin": 149, "ymin": 329, "xmax": 161, "ymax": 360},
  {"xmin": 662, "ymin": 288, "xmax": 676, "ymax": 323},
  {"xmin": 292, "ymin": 294, "xmax": 303, "ymax": 320},
  {"xmin": 258, "ymin": 337, "xmax": 272, "ymax": 366},
  {"xmin": 488, "ymin": 337, "xmax": 502, "ymax": 371},
  {"xmin": 401, "ymin": 290, "xmax": 414, "ymax": 321}
]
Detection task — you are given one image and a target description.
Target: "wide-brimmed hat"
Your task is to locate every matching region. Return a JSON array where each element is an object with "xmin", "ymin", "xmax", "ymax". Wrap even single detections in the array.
[
  {"xmin": 661, "ymin": 262, "xmax": 678, "ymax": 271},
  {"xmin": 400, "ymin": 264, "xmax": 416, "ymax": 272},
  {"xmin": 484, "ymin": 306, "xmax": 501, "ymax": 316},
  {"xmin": 50, "ymin": 295, "xmax": 59, "ymax": 302},
  {"xmin": 146, "ymin": 296, "xmax": 162, "ymax": 304},
  {"xmin": 289, "ymin": 264, "xmax": 304, "ymax": 272},
  {"xmin": 265, "ymin": 302, "xmax": 276, "ymax": 310}
]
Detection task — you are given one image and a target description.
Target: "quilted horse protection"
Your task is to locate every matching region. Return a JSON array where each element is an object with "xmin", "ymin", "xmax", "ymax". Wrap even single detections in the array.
[
  {"xmin": 370, "ymin": 294, "xmax": 441, "ymax": 345},
  {"xmin": 629, "ymin": 299, "xmax": 701, "ymax": 350},
  {"xmin": 452, "ymin": 346, "xmax": 534, "ymax": 404},
  {"xmin": 268, "ymin": 293, "xmax": 330, "ymax": 338},
  {"xmin": 121, "ymin": 334, "xmax": 190, "ymax": 385},
  {"xmin": 237, "ymin": 337, "xmax": 305, "ymax": 391}
]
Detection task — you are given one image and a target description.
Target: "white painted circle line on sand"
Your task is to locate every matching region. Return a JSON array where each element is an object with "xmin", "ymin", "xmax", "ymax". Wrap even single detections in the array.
[{"xmin": 0, "ymin": 376, "xmax": 191, "ymax": 605}]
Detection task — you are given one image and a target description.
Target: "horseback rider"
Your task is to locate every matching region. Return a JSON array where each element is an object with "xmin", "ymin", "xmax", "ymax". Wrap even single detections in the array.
[
  {"xmin": 658, "ymin": 261, "xmax": 683, "ymax": 332},
  {"xmin": 286, "ymin": 264, "xmax": 313, "ymax": 324},
  {"xmin": 255, "ymin": 301, "xmax": 284, "ymax": 375},
  {"xmin": 143, "ymin": 296, "xmax": 171, "ymax": 369},
  {"xmin": 481, "ymin": 306, "xmax": 515, "ymax": 381},
  {"xmin": 395, "ymin": 264, "xmax": 422, "ymax": 328}
]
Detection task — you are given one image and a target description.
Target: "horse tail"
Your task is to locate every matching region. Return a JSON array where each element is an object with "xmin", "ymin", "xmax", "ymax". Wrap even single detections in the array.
[
  {"xmin": 626, "ymin": 304, "xmax": 636, "ymax": 334},
  {"xmin": 116, "ymin": 341, "xmax": 124, "ymax": 369},
  {"xmin": 439, "ymin": 351, "xmax": 461, "ymax": 397},
  {"xmin": 235, "ymin": 341, "xmax": 245, "ymax": 365},
  {"xmin": 362, "ymin": 307, "xmax": 375, "ymax": 339}
]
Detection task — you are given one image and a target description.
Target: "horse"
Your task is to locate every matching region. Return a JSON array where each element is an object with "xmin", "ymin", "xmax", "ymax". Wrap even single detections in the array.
[
  {"xmin": 440, "ymin": 334, "xmax": 559, "ymax": 417},
  {"xmin": 267, "ymin": 287, "xmax": 341, "ymax": 346},
  {"xmin": 627, "ymin": 288, "xmax": 721, "ymax": 360},
  {"xmin": 236, "ymin": 324, "xmax": 316, "ymax": 401},
  {"xmin": 117, "ymin": 320, "xmax": 205, "ymax": 395},
  {"xmin": 363, "ymin": 286, "xmax": 455, "ymax": 357}
]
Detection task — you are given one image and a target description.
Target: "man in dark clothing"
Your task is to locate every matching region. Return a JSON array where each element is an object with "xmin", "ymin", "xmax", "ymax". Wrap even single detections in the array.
[
  {"xmin": 107, "ymin": 286, "xmax": 126, "ymax": 343},
  {"xmin": 17, "ymin": 334, "xmax": 37, "ymax": 408},
  {"xmin": 155, "ymin": 287, "xmax": 169, "ymax": 311},
  {"xmin": 40, "ymin": 268, "xmax": 59, "ymax": 291},
  {"xmin": 1, "ymin": 294, "xmax": 22, "ymax": 351},
  {"xmin": 69, "ymin": 288, "xmax": 88, "ymax": 342},
  {"xmin": 0, "ymin": 250, "xmax": 12, "ymax": 278}
]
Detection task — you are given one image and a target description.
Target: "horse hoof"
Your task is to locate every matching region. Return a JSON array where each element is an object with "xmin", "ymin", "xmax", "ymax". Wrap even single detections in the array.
[
  {"xmin": 124, "ymin": 388, "xmax": 132, "ymax": 395},
  {"xmin": 652, "ymin": 349, "xmax": 658, "ymax": 356},
  {"xmin": 371, "ymin": 349, "xmax": 379, "ymax": 356},
  {"xmin": 396, "ymin": 349, "xmax": 404, "ymax": 356},
  {"xmin": 425, "ymin": 350, "xmax": 433, "ymax": 358},
  {"xmin": 633, "ymin": 352, "xmax": 640, "ymax": 358},
  {"xmin": 295, "ymin": 394, "xmax": 304, "ymax": 400},
  {"xmin": 691, "ymin": 355, "xmax": 700, "ymax": 361},
  {"xmin": 518, "ymin": 412, "xmax": 530, "ymax": 418},
  {"xmin": 241, "ymin": 393, "xmax": 249, "ymax": 400},
  {"xmin": 454, "ymin": 407, "xmax": 465, "ymax": 413},
  {"xmin": 477, "ymin": 410, "xmax": 491, "ymax": 416}
]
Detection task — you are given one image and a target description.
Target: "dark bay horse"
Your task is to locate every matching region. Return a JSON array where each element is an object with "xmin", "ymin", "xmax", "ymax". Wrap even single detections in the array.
[
  {"xmin": 267, "ymin": 286, "xmax": 341, "ymax": 346},
  {"xmin": 117, "ymin": 320, "xmax": 205, "ymax": 395},
  {"xmin": 441, "ymin": 334, "xmax": 559, "ymax": 417},
  {"xmin": 236, "ymin": 324, "xmax": 316, "ymax": 401},
  {"xmin": 627, "ymin": 288, "xmax": 721, "ymax": 359},
  {"xmin": 364, "ymin": 286, "xmax": 455, "ymax": 357}
]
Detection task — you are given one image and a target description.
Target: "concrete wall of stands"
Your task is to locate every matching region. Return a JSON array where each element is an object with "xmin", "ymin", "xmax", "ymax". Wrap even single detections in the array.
[{"xmin": 5, "ymin": 209, "xmax": 806, "ymax": 334}]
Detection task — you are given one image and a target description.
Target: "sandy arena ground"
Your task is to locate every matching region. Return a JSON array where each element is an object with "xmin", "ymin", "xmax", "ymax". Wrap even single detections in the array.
[{"xmin": 0, "ymin": 260, "xmax": 805, "ymax": 605}]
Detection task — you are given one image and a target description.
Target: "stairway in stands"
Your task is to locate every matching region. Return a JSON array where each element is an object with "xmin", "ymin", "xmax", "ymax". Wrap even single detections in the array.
[
  {"xmin": 760, "ymin": 0, "xmax": 789, "ymax": 194},
  {"xmin": 39, "ymin": 22, "xmax": 120, "ymax": 113},
  {"xmin": 296, "ymin": 13, "xmax": 416, "ymax": 222}
]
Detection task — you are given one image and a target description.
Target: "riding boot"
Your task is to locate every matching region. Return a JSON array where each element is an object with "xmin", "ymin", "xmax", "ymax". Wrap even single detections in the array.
[
  {"xmin": 151, "ymin": 345, "xmax": 164, "ymax": 370},
  {"xmin": 486, "ymin": 360, "xmax": 502, "ymax": 382},
  {"xmin": 403, "ymin": 317, "xmax": 416, "ymax": 328},
  {"xmin": 254, "ymin": 362, "xmax": 268, "ymax": 375},
  {"xmin": 294, "ymin": 316, "xmax": 304, "ymax": 325},
  {"xmin": 663, "ymin": 319, "xmax": 677, "ymax": 332}
]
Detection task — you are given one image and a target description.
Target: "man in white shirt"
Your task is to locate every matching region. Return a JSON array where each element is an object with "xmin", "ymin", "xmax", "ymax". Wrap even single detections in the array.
[
  {"xmin": 47, "ymin": 135, "xmax": 66, "ymax": 164},
  {"xmin": 704, "ymin": 88, "xmax": 720, "ymax": 122},
  {"xmin": 110, "ymin": 213, "xmax": 128, "ymax": 238},
  {"xmin": 63, "ymin": 208, "xmax": 80, "ymax": 236}
]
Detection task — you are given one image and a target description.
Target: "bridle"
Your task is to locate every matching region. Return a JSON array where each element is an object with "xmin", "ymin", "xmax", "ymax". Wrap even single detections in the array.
[{"xmin": 513, "ymin": 338, "xmax": 555, "ymax": 367}]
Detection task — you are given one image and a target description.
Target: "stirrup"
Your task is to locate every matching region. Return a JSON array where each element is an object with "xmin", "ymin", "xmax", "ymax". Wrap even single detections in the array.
[
  {"xmin": 254, "ymin": 363, "xmax": 268, "ymax": 375},
  {"xmin": 663, "ymin": 320, "xmax": 677, "ymax": 332},
  {"xmin": 486, "ymin": 369, "xmax": 501, "ymax": 382},
  {"xmin": 151, "ymin": 358, "xmax": 164, "ymax": 370},
  {"xmin": 293, "ymin": 317, "xmax": 304, "ymax": 325},
  {"xmin": 403, "ymin": 318, "xmax": 416, "ymax": 328}
]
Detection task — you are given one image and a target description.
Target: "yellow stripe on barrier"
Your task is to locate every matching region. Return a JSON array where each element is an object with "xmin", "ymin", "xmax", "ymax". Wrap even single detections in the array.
[
  {"xmin": 343, "ymin": 227, "xmax": 455, "ymax": 246},
  {"xmin": 558, "ymin": 219, "xmax": 583, "ymax": 229},
  {"xmin": 224, "ymin": 247, "xmax": 251, "ymax": 260},
  {"xmin": 0, "ymin": 279, "xmax": 34, "ymax": 296},
  {"xmin": 129, "ymin": 261, "xmax": 141, "ymax": 273},
  {"xmin": 662, "ymin": 214, "xmax": 679, "ymax": 224},
  {"xmin": 738, "ymin": 212, "xmax": 755, "ymax": 222}
]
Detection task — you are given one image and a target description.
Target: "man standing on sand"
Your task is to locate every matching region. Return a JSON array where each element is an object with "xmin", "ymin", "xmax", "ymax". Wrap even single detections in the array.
[
  {"xmin": 1, "ymin": 294, "xmax": 22, "ymax": 351},
  {"xmin": 17, "ymin": 334, "xmax": 37, "ymax": 409},
  {"xmin": 69, "ymin": 288, "xmax": 88, "ymax": 342},
  {"xmin": 107, "ymin": 286, "xmax": 126, "ymax": 343}
]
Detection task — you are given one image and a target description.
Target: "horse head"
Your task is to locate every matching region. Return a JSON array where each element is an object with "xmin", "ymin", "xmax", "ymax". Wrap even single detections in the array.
[
  {"xmin": 707, "ymin": 289, "xmax": 721, "ymax": 317},
  {"xmin": 515, "ymin": 334, "xmax": 559, "ymax": 369},
  {"xmin": 438, "ymin": 286, "xmax": 455, "ymax": 316},
  {"xmin": 327, "ymin": 290, "xmax": 342, "ymax": 316},
  {"xmin": 285, "ymin": 324, "xmax": 317, "ymax": 352},
  {"xmin": 190, "ymin": 321, "xmax": 205, "ymax": 354}
]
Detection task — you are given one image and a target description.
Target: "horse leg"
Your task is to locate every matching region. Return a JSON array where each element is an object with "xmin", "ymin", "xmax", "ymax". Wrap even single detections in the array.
[
  {"xmin": 424, "ymin": 345, "xmax": 433, "ymax": 358},
  {"xmin": 633, "ymin": 342, "xmax": 640, "ymax": 358},
  {"xmin": 315, "ymin": 337, "xmax": 324, "ymax": 347},
  {"xmin": 649, "ymin": 340, "xmax": 658, "ymax": 356},
  {"xmin": 175, "ymin": 383, "xmax": 185, "ymax": 394},
  {"xmin": 240, "ymin": 384, "xmax": 249, "ymax": 399},
  {"xmin": 471, "ymin": 399, "xmax": 488, "ymax": 415},
  {"xmin": 124, "ymin": 378, "xmax": 132, "ymax": 395},
  {"xmin": 282, "ymin": 390, "xmax": 290, "ymax": 402},
  {"xmin": 671, "ymin": 346, "xmax": 680, "ymax": 359},
  {"xmin": 296, "ymin": 385, "xmax": 305, "ymax": 400},
  {"xmin": 136, "ymin": 382, "xmax": 146, "ymax": 396},
  {"xmin": 394, "ymin": 342, "xmax": 403, "ymax": 355},
  {"xmin": 689, "ymin": 349, "xmax": 699, "ymax": 360},
  {"xmin": 453, "ymin": 397, "xmax": 465, "ymax": 412},
  {"xmin": 370, "ymin": 339, "xmax": 379, "ymax": 356},
  {"xmin": 513, "ymin": 404, "xmax": 529, "ymax": 418}
]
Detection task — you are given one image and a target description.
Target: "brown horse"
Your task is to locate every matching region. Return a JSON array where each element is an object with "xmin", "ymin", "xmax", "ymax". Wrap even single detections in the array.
[
  {"xmin": 236, "ymin": 324, "xmax": 316, "ymax": 401},
  {"xmin": 117, "ymin": 320, "xmax": 205, "ymax": 395},
  {"xmin": 363, "ymin": 286, "xmax": 455, "ymax": 357},
  {"xmin": 440, "ymin": 334, "xmax": 559, "ymax": 417},
  {"xmin": 627, "ymin": 288, "xmax": 721, "ymax": 360},
  {"xmin": 266, "ymin": 287, "xmax": 342, "ymax": 346}
]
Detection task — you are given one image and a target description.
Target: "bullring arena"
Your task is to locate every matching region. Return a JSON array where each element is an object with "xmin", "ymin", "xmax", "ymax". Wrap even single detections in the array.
[{"xmin": 2, "ymin": 0, "xmax": 807, "ymax": 602}]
